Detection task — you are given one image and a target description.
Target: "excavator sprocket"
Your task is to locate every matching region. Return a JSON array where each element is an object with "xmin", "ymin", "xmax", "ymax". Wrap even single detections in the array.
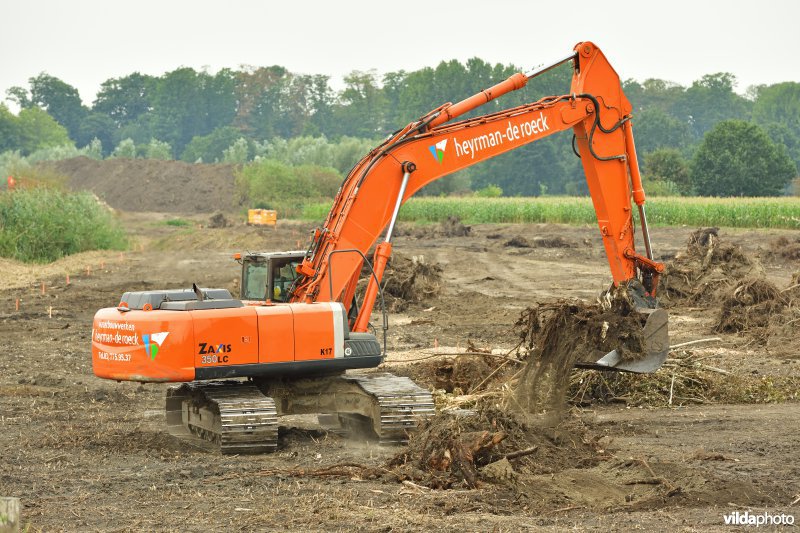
[{"xmin": 165, "ymin": 381, "xmax": 278, "ymax": 454}]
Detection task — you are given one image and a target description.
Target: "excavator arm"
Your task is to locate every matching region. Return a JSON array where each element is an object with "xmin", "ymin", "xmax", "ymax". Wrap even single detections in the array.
[{"xmin": 291, "ymin": 41, "xmax": 664, "ymax": 335}]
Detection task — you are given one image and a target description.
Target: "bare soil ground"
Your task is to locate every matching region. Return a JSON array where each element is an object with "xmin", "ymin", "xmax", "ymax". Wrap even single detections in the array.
[{"xmin": 2, "ymin": 209, "xmax": 799, "ymax": 531}]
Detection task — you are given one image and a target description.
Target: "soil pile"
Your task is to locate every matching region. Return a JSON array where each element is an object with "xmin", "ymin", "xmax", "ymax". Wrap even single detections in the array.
[
  {"xmin": 382, "ymin": 255, "xmax": 443, "ymax": 309},
  {"xmin": 769, "ymin": 236, "xmax": 800, "ymax": 260},
  {"xmin": 388, "ymin": 407, "xmax": 600, "ymax": 489},
  {"xmin": 439, "ymin": 216, "xmax": 471, "ymax": 237},
  {"xmin": 504, "ymin": 235, "xmax": 572, "ymax": 248},
  {"xmin": 514, "ymin": 284, "xmax": 650, "ymax": 419},
  {"xmin": 394, "ymin": 216, "xmax": 471, "ymax": 239},
  {"xmin": 43, "ymin": 156, "xmax": 239, "ymax": 214},
  {"xmin": 504, "ymin": 236, "xmax": 532, "ymax": 248},
  {"xmin": 659, "ymin": 227, "xmax": 763, "ymax": 306},
  {"xmin": 207, "ymin": 211, "xmax": 230, "ymax": 228}
]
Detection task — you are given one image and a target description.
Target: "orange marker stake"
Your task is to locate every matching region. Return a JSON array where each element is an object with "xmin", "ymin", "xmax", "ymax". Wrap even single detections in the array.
[
  {"xmin": 48, "ymin": 306, "xmax": 52, "ymax": 318},
  {"xmin": 15, "ymin": 298, "xmax": 19, "ymax": 311},
  {"xmin": 66, "ymin": 274, "xmax": 70, "ymax": 285},
  {"xmin": 100, "ymin": 261, "xmax": 105, "ymax": 269},
  {"xmin": 41, "ymin": 282, "xmax": 45, "ymax": 295},
  {"xmin": 86, "ymin": 265, "xmax": 92, "ymax": 276}
]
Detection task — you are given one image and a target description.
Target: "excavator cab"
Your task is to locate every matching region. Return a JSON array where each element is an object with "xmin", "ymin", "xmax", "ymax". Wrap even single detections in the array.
[{"xmin": 240, "ymin": 251, "xmax": 305, "ymax": 302}]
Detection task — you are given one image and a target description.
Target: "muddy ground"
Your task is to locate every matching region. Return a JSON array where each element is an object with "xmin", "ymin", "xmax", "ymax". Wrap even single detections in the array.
[{"xmin": 1, "ymin": 212, "xmax": 799, "ymax": 531}]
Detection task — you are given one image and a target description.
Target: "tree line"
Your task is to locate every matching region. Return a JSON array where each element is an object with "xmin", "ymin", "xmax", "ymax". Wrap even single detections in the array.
[{"xmin": 2, "ymin": 61, "xmax": 799, "ymax": 196}]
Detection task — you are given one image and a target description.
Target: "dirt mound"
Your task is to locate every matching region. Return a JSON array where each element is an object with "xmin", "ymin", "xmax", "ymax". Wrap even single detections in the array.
[
  {"xmin": 43, "ymin": 156, "xmax": 239, "ymax": 214},
  {"xmin": 659, "ymin": 227, "xmax": 763, "ymax": 306},
  {"xmin": 504, "ymin": 235, "xmax": 573, "ymax": 248},
  {"xmin": 514, "ymin": 284, "xmax": 651, "ymax": 420},
  {"xmin": 504, "ymin": 236, "xmax": 531, "ymax": 248},
  {"xmin": 382, "ymin": 255, "xmax": 442, "ymax": 309},
  {"xmin": 439, "ymin": 215, "xmax": 471, "ymax": 237},
  {"xmin": 388, "ymin": 407, "xmax": 600, "ymax": 489},
  {"xmin": 207, "ymin": 211, "xmax": 230, "ymax": 228},
  {"xmin": 768, "ymin": 235, "xmax": 800, "ymax": 260},
  {"xmin": 394, "ymin": 216, "xmax": 471, "ymax": 239}
]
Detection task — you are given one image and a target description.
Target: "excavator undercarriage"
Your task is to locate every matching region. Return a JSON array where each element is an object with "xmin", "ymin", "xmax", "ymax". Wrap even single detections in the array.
[{"xmin": 165, "ymin": 373, "xmax": 435, "ymax": 454}]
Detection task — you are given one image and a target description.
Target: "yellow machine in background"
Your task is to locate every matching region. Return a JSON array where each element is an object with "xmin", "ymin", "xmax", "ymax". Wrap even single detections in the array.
[{"xmin": 247, "ymin": 209, "xmax": 277, "ymax": 226}]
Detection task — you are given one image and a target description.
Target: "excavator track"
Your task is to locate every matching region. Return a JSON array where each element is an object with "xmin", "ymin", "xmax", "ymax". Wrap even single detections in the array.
[
  {"xmin": 165, "ymin": 381, "xmax": 278, "ymax": 454},
  {"xmin": 339, "ymin": 373, "xmax": 436, "ymax": 444}
]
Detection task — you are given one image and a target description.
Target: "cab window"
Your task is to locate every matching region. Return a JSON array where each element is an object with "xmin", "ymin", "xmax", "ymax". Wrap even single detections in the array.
[
  {"xmin": 271, "ymin": 261, "xmax": 299, "ymax": 302},
  {"xmin": 243, "ymin": 262, "xmax": 268, "ymax": 300}
]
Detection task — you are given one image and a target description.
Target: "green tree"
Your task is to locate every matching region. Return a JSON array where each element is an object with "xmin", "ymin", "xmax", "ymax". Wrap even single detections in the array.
[
  {"xmin": 93, "ymin": 73, "xmax": 155, "ymax": 128},
  {"xmin": 332, "ymin": 70, "xmax": 387, "ymax": 137},
  {"xmin": 624, "ymin": 78, "xmax": 685, "ymax": 114},
  {"xmin": 143, "ymin": 138, "xmax": 172, "ymax": 160},
  {"xmin": 111, "ymin": 138, "xmax": 137, "ymax": 159},
  {"xmin": 761, "ymin": 122, "xmax": 800, "ymax": 171},
  {"xmin": 751, "ymin": 82, "xmax": 800, "ymax": 138},
  {"xmin": 75, "ymin": 112, "xmax": 116, "ymax": 154},
  {"xmin": 16, "ymin": 107, "xmax": 72, "ymax": 154},
  {"xmin": 676, "ymin": 73, "xmax": 751, "ymax": 139},
  {"xmin": 633, "ymin": 108, "xmax": 692, "ymax": 156},
  {"xmin": 0, "ymin": 105, "xmax": 19, "ymax": 152},
  {"xmin": 234, "ymin": 66, "xmax": 284, "ymax": 135},
  {"xmin": 12, "ymin": 73, "xmax": 88, "ymax": 142},
  {"xmin": 151, "ymin": 68, "xmax": 237, "ymax": 156},
  {"xmin": 690, "ymin": 120, "xmax": 796, "ymax": 196},
  {"xmin": 83, "ymin": 138, "xmax": 103, "ymax": 160},
  {"xmin": 222, "ymin": 138, "xmax": 250, "ymax": 163},
  {"xmin": 643, "ymin": 148, "xmax": 691, "ymax": 194},
  {"xmin": 181, "ymin": 126, "xmax": 244, "ymax": 163}
]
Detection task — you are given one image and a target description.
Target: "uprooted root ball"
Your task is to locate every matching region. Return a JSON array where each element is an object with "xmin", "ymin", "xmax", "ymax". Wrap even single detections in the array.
[
  {"xmin": 660, "ymin": 227, "xmax": 763, "ymax": 306},
  {"xmin": 514, "ymin": 283, "xmax": 650, "ymax": 418},
  {"xmin": 716, "ymin": 278, "xmax": 786, "ymax": 333},
  {"xmin": 388, "ymin": 406, "xmax": 600, "ymax": 489},
  {"xmin": 714, "ymin": 276, "xmax": 800, "ymax": 352},
  {"xmin": 381, "ymin": 255, "xmax": 443, "ymax": 310}
]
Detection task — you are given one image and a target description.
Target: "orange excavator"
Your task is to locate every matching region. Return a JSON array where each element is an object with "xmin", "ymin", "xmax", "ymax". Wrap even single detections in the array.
[{"xmin": 92, "ymin": 41, "xmax": 669, "ymax": 453}]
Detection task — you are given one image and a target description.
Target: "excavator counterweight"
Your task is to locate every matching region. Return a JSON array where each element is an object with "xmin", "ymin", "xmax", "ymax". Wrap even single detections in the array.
[{"xmin": 92, "ymin": 41, "xmax": 669, "ymax": 453}]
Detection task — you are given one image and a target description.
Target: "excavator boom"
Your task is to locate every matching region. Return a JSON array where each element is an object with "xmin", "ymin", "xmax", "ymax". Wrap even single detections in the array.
[{"xmin": 290, "ymin": 42, "xmax": 663, "ymax": 329}]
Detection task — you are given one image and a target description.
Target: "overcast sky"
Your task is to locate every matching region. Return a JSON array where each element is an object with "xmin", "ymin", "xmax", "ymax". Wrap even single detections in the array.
[{"xmin": 2, "ymin": 0, "xmax": 798, "ymax": 109}]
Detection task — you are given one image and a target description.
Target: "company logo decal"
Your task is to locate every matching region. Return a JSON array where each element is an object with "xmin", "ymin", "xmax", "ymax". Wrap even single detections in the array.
[
  {"xmin": 143, "ymin": 332, "xmax": 169, "ymax": 360},
  {"xmin": 428, "ymin": 139, "xmax": 447, "ymax": 163}
]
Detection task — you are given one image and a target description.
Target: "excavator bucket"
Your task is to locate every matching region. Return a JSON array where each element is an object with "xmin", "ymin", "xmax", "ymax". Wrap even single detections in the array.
[{"xmin": 576, "ymin": 307, "xmax": 669, "ymax": 373}]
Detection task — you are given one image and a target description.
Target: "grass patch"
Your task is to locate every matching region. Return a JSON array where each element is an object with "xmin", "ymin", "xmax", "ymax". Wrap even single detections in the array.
[
  {"xmin": 165, "ymin": 218, "xmax": 191, "ymax": 227},
  {"xmin": 0, "ymin": 188, "xmax": 127, "ymax": 262},
  {"xmin": 302, "ymin": 196, "xmax": 800, "ymax": 229}
]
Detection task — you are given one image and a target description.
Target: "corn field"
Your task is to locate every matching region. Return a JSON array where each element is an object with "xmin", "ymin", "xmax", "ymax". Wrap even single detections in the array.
[{"xmin": 302, "ymin": 196, "xmax": 800, "ymax": 229}]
